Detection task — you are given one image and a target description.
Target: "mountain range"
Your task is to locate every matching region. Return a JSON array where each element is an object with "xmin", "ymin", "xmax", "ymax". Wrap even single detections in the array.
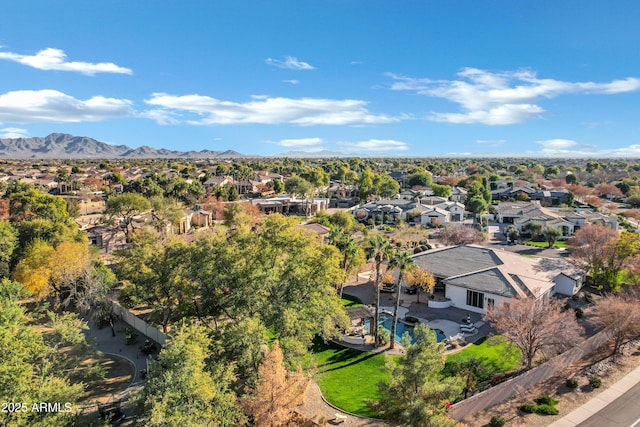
[{"xmin": 0, "ymin": 134, "xmax": 247, "ymax": 159}]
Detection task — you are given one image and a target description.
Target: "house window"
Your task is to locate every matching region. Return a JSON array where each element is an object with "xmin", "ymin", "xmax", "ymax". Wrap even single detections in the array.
[{"xmin": 466, "ymin": 290, "xmax": 484, "ymax": 309}]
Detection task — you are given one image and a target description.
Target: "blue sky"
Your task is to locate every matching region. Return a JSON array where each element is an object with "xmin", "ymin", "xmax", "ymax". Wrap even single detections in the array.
[{"xmin": 1, "ymin": 1, "xmax": 640, "ymax": 157}]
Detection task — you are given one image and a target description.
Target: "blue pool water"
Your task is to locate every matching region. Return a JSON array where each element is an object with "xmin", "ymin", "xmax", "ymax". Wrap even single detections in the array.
[{"xmin": 364, "ymin": 314, "xmax": 446, "ymax": 344}]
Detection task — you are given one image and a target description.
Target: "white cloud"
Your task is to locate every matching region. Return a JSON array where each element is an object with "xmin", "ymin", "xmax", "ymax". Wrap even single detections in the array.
[
  {"xmin": 275, "ymin": 137, "xmax": 323, "ymax": 147},
  {"xmin": 0, "ymin": 89, "xmax": 134, "ymax": 123},
  {"xmin": 283, "ymin": 79, "xmax": 299, "ymax": 85},
  {"xmin": 338, "ymin": 139, "xmax": 410, "ymax": 152},
  {"xmin": 0, "ymin": 127, "xmax": 29, "ymax": 138},
  {"xmin": 0, "ymin": 47, "xmax": 132, "ymax": 75},
  {"xmin": 144, "ymin": 93, "xmax": 400, "ymax": 125},
  {"xmin": 536, "ymin": 139, "xmax": 579, "ymax": 150},
  {"xmin": 388, "ymin": 68, "xmax": 640, "ymax": 125},
  {"xmin": 265, "ymin": 56, "xmax": 315, "ymax": 70}
]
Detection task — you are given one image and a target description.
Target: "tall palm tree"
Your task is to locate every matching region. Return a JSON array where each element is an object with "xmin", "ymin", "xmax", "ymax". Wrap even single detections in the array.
[
  {"xmin": 387, "ymin": 249, "xmax": 415, "ymax": 349},
  {"xmin": 329, "ymin": 228, "xmax": 363, "ymax": 299},
  {"xmin": 365, "ymin": 234, "xmax": 393, "ymax": 347}
]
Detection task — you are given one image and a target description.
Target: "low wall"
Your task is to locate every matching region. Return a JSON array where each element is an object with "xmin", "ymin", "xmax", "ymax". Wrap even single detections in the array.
[
  {"xmin": 112, "ymin": 301, "xmax": 167, "ymax": 346},
  {"xmin": 428, "ymin": 298, "xmax": 452, "ymax": 308},
  {"xmin": 450, "ymin": 329, "xmax": 610, "ymax": 420}
]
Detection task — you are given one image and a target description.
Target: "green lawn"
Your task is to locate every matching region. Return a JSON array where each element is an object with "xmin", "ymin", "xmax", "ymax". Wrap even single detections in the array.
[
  {"xmin": 311, "ymin": 338, "xmax": 391, "ymax": 417},
  {"xmin": 311, "ymin": 335, "xmax": 521, "ymax": 417},
  {"xmin": 444, "ymin": 336, "xmax": 521, "ymax": 380},
  {"xmin": 525, "ymin": 240, "xmax": 568, "ymax": 249},
  {"xmin": 341, "ymin": 294, "xmax": 364, "ymax": 307}
]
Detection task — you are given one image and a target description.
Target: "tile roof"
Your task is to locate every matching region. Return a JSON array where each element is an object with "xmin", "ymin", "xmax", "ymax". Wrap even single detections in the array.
[{"xmin": 412, "ymin": 245, "xmax": 578, "ymax": 299}]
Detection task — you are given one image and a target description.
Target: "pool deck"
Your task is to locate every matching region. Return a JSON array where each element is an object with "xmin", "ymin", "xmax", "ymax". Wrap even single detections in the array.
[{"xmin": 342, "ymin": 278, "xmax": 491, "ymax": 346}]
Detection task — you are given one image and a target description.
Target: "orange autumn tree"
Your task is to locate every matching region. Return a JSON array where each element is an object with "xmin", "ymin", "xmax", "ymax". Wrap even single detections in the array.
[
  {"xmin": 12, "ymin": 239, "xmax": 55, "ymax": 300},
  {"xmin": 241, "ymin": 340, "xmax": 310, "ymax": 427},
  {"xmin": 405, "ymin": 267, "xmax": 435, "ymax": 304}
]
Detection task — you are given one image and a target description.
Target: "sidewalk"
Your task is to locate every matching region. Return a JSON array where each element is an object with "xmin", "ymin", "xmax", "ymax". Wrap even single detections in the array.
[{"xmin": 549, "ymin": 364, "xmax": 640, "ymax": 426}]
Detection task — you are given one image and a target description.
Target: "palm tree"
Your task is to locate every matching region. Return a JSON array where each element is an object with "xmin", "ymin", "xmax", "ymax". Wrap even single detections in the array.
[
  {"xmin": 387, "ymin": 249, "xmax": 414, "ymax": 349},
  {"xmin": 329, "ymin": 227, "xmax": 364, "ymax": 298},
  {"xmin": 365, "ymin": 234, "xmax": 393, "ymax": 347}
]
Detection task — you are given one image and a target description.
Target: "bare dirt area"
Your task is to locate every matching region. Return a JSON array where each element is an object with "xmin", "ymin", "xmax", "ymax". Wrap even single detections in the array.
[
  {"xmin": 79, "ymin": 354, "xmax": 134, "ymax": 404},
  {"xmin": 462, "ymin": 341, "xmax": 640, "ymax": 427}
]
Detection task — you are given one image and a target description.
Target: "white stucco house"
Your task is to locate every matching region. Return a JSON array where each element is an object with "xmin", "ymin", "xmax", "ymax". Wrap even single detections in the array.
[{"xmin": 411, "ymin": 245, "xmax": 584, "ymax": 314}]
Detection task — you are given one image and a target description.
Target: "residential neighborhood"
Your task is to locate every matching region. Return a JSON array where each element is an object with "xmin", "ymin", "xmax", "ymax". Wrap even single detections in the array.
[{"xmin": 2, "ymin": 153, "xmax": 640, "ymax": 427}]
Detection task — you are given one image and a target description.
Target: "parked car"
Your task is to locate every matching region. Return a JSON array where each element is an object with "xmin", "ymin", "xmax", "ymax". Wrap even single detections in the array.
[
  {"xmin": 380, "ymin": 283, "xmax": 397, "ymax": 293},
  {"xmin": 404, "ymin": 285, "xmax": 417, "ymax": 294}
]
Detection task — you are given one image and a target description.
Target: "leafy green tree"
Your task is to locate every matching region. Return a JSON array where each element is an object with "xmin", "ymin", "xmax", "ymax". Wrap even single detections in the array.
[
  {"xmin": 116, "ymin": 231, "xmax": 194, "ymax": 333},
  {"xmin": 565, "ymin": 173, "xmax": 578, "ymax": 185},
  {"xmin": 373, "ymin": 325, "xmax": 464, "ymax": 426},
  {"xmin": 466, "ymin": 196, "xmax": 487, "ymax": 219},
  {"xmin": 589, "ymin": 232, "xmax": 640, "ymax": 292},
  {"xmin": 0, "ymin": 294, "xmax": 90, "ymax": 427},
  {"xmin": 328, "ymin": 228, "xmax": 365, "ymax": 298},
  {"xmin": 373, "ymin": 174, "xmax": 401, "ymax": 198},
  {"xmin": 227, "ymin": 185, "xmax": 239, "ymax": 201},
  {"xmin": 284, "ymin": 175, "xmax": 312, "ymax": 198},
  {"xmin": 190, "ymin": 215, "xmax": 348, "ymax": 362},
  {"xmin": 15, "ymin": 217, "xmax": 81, "ymax": 256},
  {"xmin": 150, "ymin": 195, "xmax": 184, "ymax": 234},
  {"xmin": 135, "ymin": 321, "xmax": 245, "ymax": 426},
  {"xmin": 270, "ymin": 178, "xmax": 284, "ymax": 194},
  {"xmin": 0, "ymin": 220, "xmax": 17, "ymax": 277},
  {"xmin": 407, "ymin": 171, "xmax": 433, "ymax": 188},
  {"xmin": 388, "ymin": 249, "xmax": 414, "ymax": 349},
  {"xmin": 104, "ymin": 192, "xmax": 151, "ymax": 241},
  {"xmin": 431, "ymin": 183, "xmax": 452, "ymax": 198},
  {"xmin": 365, "ymin": 234, "xmax": 394, "ymax": 346},
  {"xmin": 9, "ymin": 188, "xmax": 70, "ymax": 223},
  {"xmin": 542, "ymin": 226, "xmax": 562, "ymax": 248},
  {"xmin": 359, "ymin": 168, "xmax": 375, "ymax": 200},
  {"xmin": 445, "ymin": 357, "xmax": 487, "ymax": 399},
  {"xmin": 301, "ymin": 167, "xmax": 329, "ymax": 188},
  {"xmin": 506, "ymin": 225, "xmax": 520, "ymax": 243},
  {"xmin": 220, "ymin": 317, "xmax": 268, "ymax": 390},
  {"xmin": 522, "ymin": 221, "xmax": 543, "ymax": 241}
]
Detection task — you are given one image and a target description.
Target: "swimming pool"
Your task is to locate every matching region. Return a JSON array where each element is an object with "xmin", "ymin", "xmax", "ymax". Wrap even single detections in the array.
[{"xmin": 365, "ymin": 314, "xmax": 446, "ymax": 344}]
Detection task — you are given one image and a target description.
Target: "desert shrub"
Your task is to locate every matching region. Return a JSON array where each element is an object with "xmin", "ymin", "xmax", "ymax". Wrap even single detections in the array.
[
  {"xmin": 589, "ymin": 376, "xmax": 602, "ymax": 388},
  {"xmin": 489, "ymin": 414, "xmax": 506, "ymax": 427},
  {"xmin": 566, "ymin": 378, "xmax": 579, "ymax": 389},
  {"xmin": 519, "ymin": 403, "xmax": 537, "ymax": 413},
  {"xmin": 534, "ymin": 395, "xmax": 559, "ymax": 406},
  {"xmin": 535, "ymin": 404, "xmax": 559, "ymax": 415},
  {"xmin": 378, "ymin": 329, "xmax": 390, "ymax": 346}
]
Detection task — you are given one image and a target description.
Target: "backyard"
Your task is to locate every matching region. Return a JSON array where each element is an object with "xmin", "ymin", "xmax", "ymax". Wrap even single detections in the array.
[{"xmin": 312, "ymin": 334, "xmax": 521, "ymax": 417}]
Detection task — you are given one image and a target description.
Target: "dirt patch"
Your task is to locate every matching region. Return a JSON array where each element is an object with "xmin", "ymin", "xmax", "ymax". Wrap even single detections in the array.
[
  {"xmin": 79, "ymin": 354, "xmax": 134, "ymax": 404},
  {"xmin": 461, "ymin": 340, "xmax": 640, "ymax": 427}
]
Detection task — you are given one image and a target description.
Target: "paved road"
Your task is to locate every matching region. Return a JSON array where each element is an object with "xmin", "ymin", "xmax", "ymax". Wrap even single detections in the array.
[
  {"xmin": 577, "ymin": 381, "xmax": 640, "ymax": 427},
  {"xmin": 551, "ymin": 365, "xmax": 640, "ymax": 427}
]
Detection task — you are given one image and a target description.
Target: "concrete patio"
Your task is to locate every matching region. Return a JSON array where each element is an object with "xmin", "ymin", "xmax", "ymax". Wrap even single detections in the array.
[{"xmin": 342, "ymin": 277, "xmax": 491, "ymax": 345}]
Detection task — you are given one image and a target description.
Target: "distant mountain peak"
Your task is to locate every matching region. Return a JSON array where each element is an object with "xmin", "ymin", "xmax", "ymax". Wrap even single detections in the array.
[{"xmin": 0, "ymin": 133, "xmax": 248, "ymax": 159}]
